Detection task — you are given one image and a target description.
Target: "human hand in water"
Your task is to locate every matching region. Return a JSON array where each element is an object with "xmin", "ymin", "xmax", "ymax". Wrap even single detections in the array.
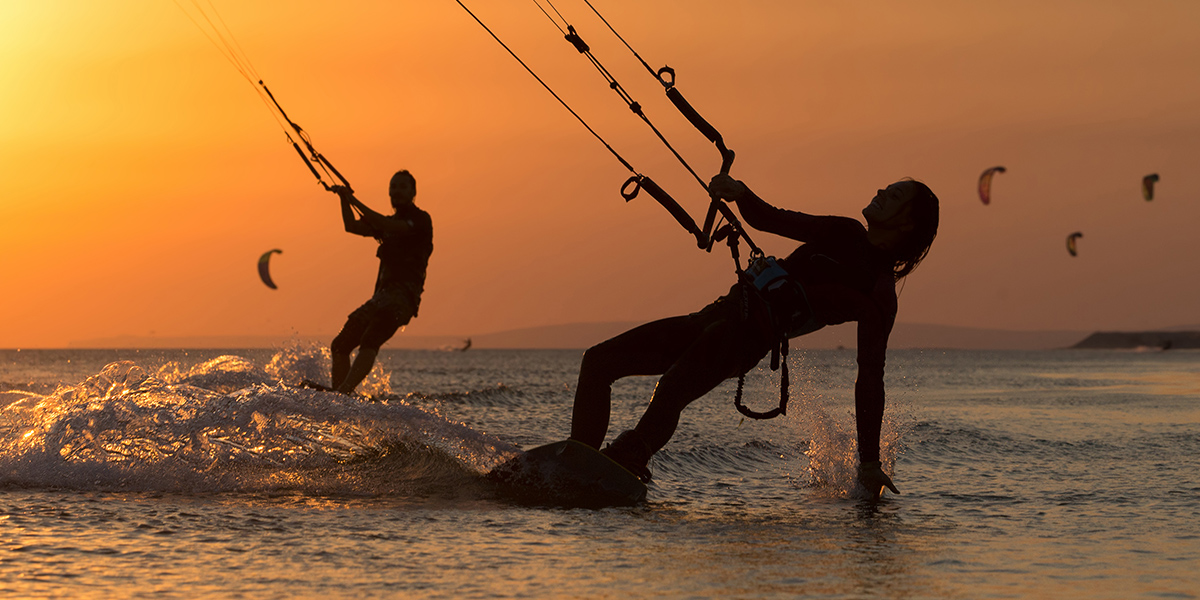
[
  {"xmin": 708, "ymin": 174, "xmax": 747, "ymax": 203},
  {"xmin": 858, "ymin": 461, "xmax": 900, "ymax": 499}
]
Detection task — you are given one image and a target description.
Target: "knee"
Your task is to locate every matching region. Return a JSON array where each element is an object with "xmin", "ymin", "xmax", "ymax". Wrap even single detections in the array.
[
  {"xmin": 579, "ymin": 343, "xmax": 620, "ymax": 386},
  {"xmin": 330, "ymin": 331, "xmax": 358, "ymax": 356}
]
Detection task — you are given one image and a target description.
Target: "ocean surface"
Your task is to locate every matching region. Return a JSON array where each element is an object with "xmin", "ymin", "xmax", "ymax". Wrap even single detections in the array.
[{"xmin": 1, "ymin": 345, "xmax": 1196, "ymax": 598}]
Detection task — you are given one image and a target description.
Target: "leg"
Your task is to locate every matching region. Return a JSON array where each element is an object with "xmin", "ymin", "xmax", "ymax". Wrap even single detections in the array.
[
  {"xmin": 597, "ymin": 315, "xmax": 766, "ymax": 482},
  {"xmin": 634, "ymin": 317, "xmax": 765, "ymax": 453},
  {"xmin": 330, "ymin": 315, "xmax": 368, "ymax": 391},
  {"xmin": 336, "ymin": 346, "xmax": 379, "ymax": 394},
  {"xmin": 571, "ymin": 315, "xmax": 701, "ymax": 448},
  {"xmin": 335, "ymin": 307, "xmax": 407, "ymax": 394}
]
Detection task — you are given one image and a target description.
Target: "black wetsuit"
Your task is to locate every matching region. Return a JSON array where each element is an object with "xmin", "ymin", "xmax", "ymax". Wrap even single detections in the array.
[
  {"xmin": 571, "ymin": 190, "xmax": 898, "ymax": 467},
  {"xmin": 734, "ymin": 195, "xmax": 897, "ymax": 464},
  {"xmin": 374, "ymin": 203, "xmax": 434, "ymax": 313},
  {"xmin": 333, "ymin": 204, "xmax": 433, "ymax": 351}
]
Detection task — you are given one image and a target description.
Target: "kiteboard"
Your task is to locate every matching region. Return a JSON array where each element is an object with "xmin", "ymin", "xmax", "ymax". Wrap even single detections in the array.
[
  {"xmin": 487, "ymin": 439, "xmax": 647, "ymax": 507},
  {"xmin": 300, "ymin": 379, "xmax": 334, "ymax": 392}
]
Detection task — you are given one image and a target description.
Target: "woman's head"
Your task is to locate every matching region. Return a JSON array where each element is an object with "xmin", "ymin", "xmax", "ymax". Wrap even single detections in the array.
[{"xmin": 863, "ymin": 180, "xmax": 939, "ymax": 279}]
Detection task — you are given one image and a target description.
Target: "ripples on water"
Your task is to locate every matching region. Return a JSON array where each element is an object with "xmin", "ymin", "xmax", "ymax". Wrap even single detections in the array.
[{"xmin": 1, "ymin": 346, "xmax": 1197, "ymax": 598}]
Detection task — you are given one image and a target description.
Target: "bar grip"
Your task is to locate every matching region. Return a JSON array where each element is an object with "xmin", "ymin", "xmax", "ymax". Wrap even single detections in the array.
[
  {"xmin": 664, "ymin": 87, "xmax": 735, "ymax": 174},
  {"xmin": 665, "ymin": 87, "xmax": 721, "ymax": 145},
  {"xmin": 292, "ymin": 142, "xmax": 327, "ymax": 189},
  {"xmin": 626, "ymin": 176, "xmax": 705, "ymax": 246},
  {"xmin": 639, "ymin": 176, "xmax": 705, "ymax": 245},
  {"xmin": 316, "ymin": 153, "xmax": 353, "ymax": 192},
  {"xmin": 699, "ymin": 200, "xmax": 720, "ymax": 250}
]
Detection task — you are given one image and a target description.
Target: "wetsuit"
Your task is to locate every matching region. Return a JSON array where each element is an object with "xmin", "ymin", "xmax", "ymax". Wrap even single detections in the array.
[
  {"xmin": 571, "ymin": 188, "xmax": 897, "ymax": 469},
  {"xmin": 737, "ymin": 192, "xmax": 897, "ymax": 465},
  {"xmin": 332, "ymin": 203, "xmax": 434, "ymax": 352}
]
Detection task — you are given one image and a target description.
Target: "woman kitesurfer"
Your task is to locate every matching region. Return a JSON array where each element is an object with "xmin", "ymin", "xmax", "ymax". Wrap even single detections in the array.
[{"xmin": 570, "ymin": 174, "xmax": 939, "ymax": 498}]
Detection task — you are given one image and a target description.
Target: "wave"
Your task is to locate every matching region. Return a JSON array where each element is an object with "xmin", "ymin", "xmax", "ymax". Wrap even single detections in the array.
[{"xmin": 0, "ymin": 346, "xmax": 520, "ymax": 496}]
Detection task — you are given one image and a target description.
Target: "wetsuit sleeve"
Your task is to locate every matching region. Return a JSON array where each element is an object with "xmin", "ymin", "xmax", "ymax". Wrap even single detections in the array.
[
  {"xmin": 732, "ymin": 187, "xmax": 865, "ymax": 245},
  {"xmin": 854, "ymin": 284, "xmax": 896, "ymax": 464}
]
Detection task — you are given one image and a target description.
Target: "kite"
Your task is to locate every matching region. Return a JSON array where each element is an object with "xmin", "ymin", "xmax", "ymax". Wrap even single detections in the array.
[
  {"xmin": 978, "ymin": 166, "xmax": 1006, "ymax": 205},
  {"xmin": 257, "ymin": 249, "xmax": 283, "ymax": 289},
  {"xmin": 1142, "ymin": 174, "xmax": 1159, "ymax": 201},
  {"xmin": 1066, "ymin": 232, "xmax": 1083, "ymax": 257}
]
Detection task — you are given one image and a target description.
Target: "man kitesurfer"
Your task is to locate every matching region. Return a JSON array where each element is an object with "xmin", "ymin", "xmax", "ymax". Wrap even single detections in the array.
[
  {"xmin": 325, "ymin": 170, "xmax": 432, "ymax": 394},
  {"xmin": 569, "ymin": 174, "xmax": 939, "ymax": 499}
]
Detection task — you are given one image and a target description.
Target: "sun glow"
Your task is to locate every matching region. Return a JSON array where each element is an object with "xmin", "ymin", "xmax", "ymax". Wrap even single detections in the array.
[{"xmin": 4, "ymin": 1, "xmax": 1200, "ymax": 347}]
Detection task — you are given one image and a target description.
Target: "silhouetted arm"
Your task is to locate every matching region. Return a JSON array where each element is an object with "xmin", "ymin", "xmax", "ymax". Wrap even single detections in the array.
[
  {"xmin": 339, "ymin": 194, "xmax": 368, "ymax": 235},
  {"xmin": 854, "ymin": 299, "xmax": 892, "ymax": 465},
  {"xmin": 853, "ymin": 275, "xmax": 900, "ymax": 498},
  {"xmin": 709, "ymin": 175, "xmax": 861, "ymax": 244},
  {"xmin": 331, "ymin": 187, "xmax": 416, "ymax": 238}
]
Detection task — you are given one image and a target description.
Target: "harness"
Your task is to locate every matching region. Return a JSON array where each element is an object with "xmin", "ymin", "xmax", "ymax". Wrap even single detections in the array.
[{"xmin": 712, "ymin": 230, "xmax": 823, "ymax": 421}]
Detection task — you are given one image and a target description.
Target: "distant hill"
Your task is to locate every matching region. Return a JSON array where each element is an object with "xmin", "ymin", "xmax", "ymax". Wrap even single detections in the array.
[
  {"xmin": 68, "ymin": 322, "xmax": 1093, "ymax": 350},
  {"xmin": 1070, "ymin": 331, "xmax": 1200, "ymax": 349}
]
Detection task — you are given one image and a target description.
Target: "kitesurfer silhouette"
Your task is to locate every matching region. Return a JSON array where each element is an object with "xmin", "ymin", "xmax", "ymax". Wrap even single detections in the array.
[
  {"xmin": 570, "ymin": 175, "xmax": 939, "ymax": 499},
  {"xmin": 325, "ymin": 170, "xmax": 433, "ymax": 394}
]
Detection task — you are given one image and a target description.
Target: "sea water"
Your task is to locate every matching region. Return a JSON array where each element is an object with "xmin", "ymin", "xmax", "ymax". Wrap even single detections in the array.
[{"xmin": 0, "ymin": 346, "xmax": 1196, "ymax": 598}]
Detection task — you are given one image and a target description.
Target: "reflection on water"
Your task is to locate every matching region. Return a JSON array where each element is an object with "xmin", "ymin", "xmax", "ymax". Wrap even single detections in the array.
[
  {"xmin": 0, "ymin": 348, "xmax": 1197, "ymax": 598},
  {"xmin": 1037, "ymin": 369, "xmax": 1200, "ymax": 396}
]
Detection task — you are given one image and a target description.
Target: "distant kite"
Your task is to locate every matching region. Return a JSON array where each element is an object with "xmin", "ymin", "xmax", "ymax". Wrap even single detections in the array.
[
  {"xmin": 1142, "ymin": 174, "xmax": 1159, "ymax": 201},
  {"xmin": 1066, "ymin": 232, "xmax": 1083, "ymax": 257},
  {"xmin": 978, "ymin": 166, "xmax": 1006, "ymax": 205},
  {"xmin": 257, "ymin": 249, "xmax": 283, "ymax": 289}
]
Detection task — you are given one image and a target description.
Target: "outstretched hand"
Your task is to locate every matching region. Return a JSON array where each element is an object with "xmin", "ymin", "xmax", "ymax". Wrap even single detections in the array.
[
  {"xmin": 708, "ymin": 174, "xmax": 747, "ymax": 203},
  {"xmin": 858, "ymin": 460, "xmax": 900, "ymax": 500},
  {"xmin": 329, "ymin": 185, "xmax": 353, "ymax": 199}
]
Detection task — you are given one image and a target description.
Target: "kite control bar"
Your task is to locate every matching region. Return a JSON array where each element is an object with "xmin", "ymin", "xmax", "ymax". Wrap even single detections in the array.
[
  {"xmin": 650, "ymin": 66, "xmax": 745, "ymax": 252},
  {"xmin": 260, "ymin": 81, "xmax": 353, "ymax": 194},
  {"xmin": 621, "ymin": 175, "xmax": 706, "ymax": 247},
  {"xmin": 656, "ymin": 66, "xmax": 734, "ymax": 176},
  {"xmin": 175, "ymin": 1, "xmax": 354, "ymax": 204},
  {"xmin": 540, "ymin": 5, "xmax": 744, "ymax": 253}
]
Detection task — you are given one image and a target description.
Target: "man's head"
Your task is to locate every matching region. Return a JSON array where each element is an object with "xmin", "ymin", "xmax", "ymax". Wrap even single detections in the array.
[{"xmin": 389, "ymin": 170, "xmax": 416, "ymax": 210}]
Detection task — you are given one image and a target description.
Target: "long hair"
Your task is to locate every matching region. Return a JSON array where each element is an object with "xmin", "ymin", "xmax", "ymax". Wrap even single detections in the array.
[{"xmin": 889, "ymin": 180, "xmax": 939, "ymax": 280}]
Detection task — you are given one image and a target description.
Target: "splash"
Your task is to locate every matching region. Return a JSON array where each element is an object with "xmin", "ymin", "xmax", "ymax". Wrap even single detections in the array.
[
  {"xmin": 262, "ymin": 341, "xmax": 392, "ymax": 397},
  {"xmin": 795, "ymin": 391, "xmax": 909, "ymax": 500},
  {"xmin": 0, "ymin": 346, "xmax": 518, "ymax": 496}
]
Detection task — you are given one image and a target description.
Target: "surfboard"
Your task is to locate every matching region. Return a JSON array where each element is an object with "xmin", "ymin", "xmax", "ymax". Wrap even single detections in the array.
[{"xmin": 487, "ymin": 439, "xmax": 648, "ymax": 507}]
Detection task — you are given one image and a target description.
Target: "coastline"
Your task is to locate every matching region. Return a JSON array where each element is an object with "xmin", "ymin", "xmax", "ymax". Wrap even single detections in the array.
[{"xmin": 58, "ymin": 322, "xmax": 1101, "ymax": 351}]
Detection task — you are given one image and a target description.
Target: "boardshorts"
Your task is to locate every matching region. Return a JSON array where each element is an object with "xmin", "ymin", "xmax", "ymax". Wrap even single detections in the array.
[{"xmin": 334, "ymin": 284, "xmax": 421, "ymax": 351}]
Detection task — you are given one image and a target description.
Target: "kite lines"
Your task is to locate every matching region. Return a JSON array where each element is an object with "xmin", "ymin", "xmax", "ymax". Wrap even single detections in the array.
[{"xmin": 173, "ymin": 0, "xmax": 352, "ymax": 193}]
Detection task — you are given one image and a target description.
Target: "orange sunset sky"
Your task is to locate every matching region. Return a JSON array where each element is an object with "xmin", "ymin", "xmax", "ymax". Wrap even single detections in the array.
[{"xmin": 2, "ymin": 0, "xmax": 1199, "ymax": 348}]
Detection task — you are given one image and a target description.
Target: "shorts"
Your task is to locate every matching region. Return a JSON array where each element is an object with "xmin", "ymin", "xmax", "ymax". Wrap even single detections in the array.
[{"xmin": 334, "ymin": 285, "xmax": 420, "ymax": 351}]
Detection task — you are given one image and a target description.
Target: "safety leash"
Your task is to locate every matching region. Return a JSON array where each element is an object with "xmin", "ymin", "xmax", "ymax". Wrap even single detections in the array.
[
  {"xmin": 721, "ymin": 231, "xmax": 789, "ymax": 421},
  {"xmin": 734, "ymin": 335, "xmax": 789, "ymax": 421}
]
